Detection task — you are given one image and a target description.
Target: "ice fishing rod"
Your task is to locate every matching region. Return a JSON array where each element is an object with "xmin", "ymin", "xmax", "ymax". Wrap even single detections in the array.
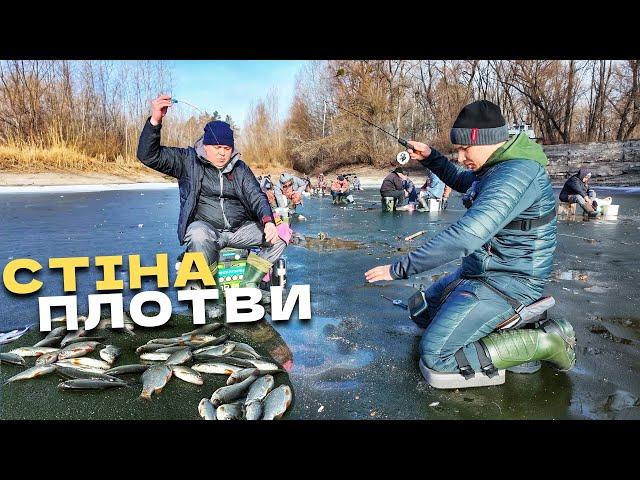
[{"xmin": 325, "ymin": 100, "xmax": 423, "ymax": 164}]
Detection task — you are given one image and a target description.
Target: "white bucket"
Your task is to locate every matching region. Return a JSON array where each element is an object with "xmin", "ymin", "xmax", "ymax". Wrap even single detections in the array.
[
  {"xmin": 604, "ymin": 204, "xmax": 619, "ymax": 217},
  {"xmin": 274, "ymin": 207, "xmax": 290, "ymax": 221},
  {"xmin": 428, "ymin": 199, "xmax": 440, "ymax": 211}
]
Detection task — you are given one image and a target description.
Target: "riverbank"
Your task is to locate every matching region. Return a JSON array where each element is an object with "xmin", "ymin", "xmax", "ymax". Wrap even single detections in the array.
[
  {"xmin": 0, "ymin": 164, "xmax": 640, "ymax": 190},
  {"xmin": 0, "ymin": 171, "xmax": 172, "ymax": 187}
]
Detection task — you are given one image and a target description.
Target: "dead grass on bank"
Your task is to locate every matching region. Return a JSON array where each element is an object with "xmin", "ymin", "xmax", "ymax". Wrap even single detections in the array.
[{"xmin": 0, "ymin": 142, "xmax": 152, "ymax": 177}]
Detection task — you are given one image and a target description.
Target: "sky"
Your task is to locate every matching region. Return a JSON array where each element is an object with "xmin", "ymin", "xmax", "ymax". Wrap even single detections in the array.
[{"xmin": 168, "ymin": 60, "xmax": 308, "ymax": 129}]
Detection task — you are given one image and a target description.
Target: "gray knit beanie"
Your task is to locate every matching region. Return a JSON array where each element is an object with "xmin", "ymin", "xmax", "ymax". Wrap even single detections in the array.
[{"xmin": 450, "ymin": 100, "xmax": 509, "ymax": 146}]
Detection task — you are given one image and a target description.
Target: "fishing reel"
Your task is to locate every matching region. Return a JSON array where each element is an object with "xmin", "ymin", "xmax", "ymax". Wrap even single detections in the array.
[{"xmin": 396, "ymin": 151, "xmax": 410, "ymax": 165}]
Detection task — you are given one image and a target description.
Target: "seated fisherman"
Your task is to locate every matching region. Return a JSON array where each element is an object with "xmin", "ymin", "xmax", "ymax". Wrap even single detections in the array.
[
  {"xmin": 419, "ymin": 169, "xmax": 448, "ymax": 210},
  {"xmin": 559, "ymin": 167, "xmax": 598, "ymax": 216},
  {"xmin": 380, "ymin": 167, "xmax": 409, "ymax": 207},
  {"xmin": 303, "ymin": 174, "xmax": 313, "ymax": 194},
  {"xmin": 396, "ymin": 175, "xmax": 419, "ymax": 211},
  {"xmin": 260, "ymin": 174, "xmax": 273, "ymax": 190},
  {"xmin": 137, "ymin": 94, "xmax": 286, "ymax": 308},
  {"xmin": 422, "ymin": 169, "xmax": 446, "ymax": 199},
  {"xmin": 260, "ymin": 175, "xmax": 277, "ymax": 208},
  {"xmin": 352, "ymin": 175, "xmax": 362, "ymax": 190},
  {"xmin": 405, "ymin": 177, "xmax": 418, "ymax": 203},
  {"xmin": 317, "ymin": 173, "xmax": 328, "ymax": 195},
  {"xmin": 275, "ymin": 173, "xmax": 306, "ymax": 210},
  {"xmin": 365, "ymin": 100, "xmax": 576, "ymax": 378},
  {"xmin": 330, "ymin": 175, "xmax": 351, "ymax": 204}
]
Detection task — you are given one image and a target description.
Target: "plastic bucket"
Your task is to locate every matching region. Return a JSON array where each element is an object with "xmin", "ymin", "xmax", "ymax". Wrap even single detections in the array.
[
  {"xmin": 428, "ymin": 199, "xmax": 440, "ymax": 211},
  {"xmin": 604, "ymin": 204, "xmax": 619, "ymax": 217},
  {"xmin": 274, "ymin": 207, "xmax": 290, "ymax": 224}
]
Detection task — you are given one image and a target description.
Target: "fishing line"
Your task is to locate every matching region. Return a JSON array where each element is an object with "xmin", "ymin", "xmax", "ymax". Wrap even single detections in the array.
[
  {"xmin": 172, "ymin": 98, "xmax": 225, "ymax": 149},
  {"xmin": 171, "ymin": 98, "xmax": 204, "ymax": 114}
]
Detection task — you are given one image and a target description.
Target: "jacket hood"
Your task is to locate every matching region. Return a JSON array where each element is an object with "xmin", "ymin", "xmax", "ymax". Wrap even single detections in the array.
[
  {"xmin": 195, "ymin": 135, "xmax": 240, "ymax": 173},
  {"xmin": 280, "ymin": 173, "xmax": 293, "ymax": 184},
  {"xmin": 577, "ymin": 167, "xmax": 591, "ymax": 179},
  {"xmin": 482, "ymin": 132, "xmax": 548, "ymax": 170}
]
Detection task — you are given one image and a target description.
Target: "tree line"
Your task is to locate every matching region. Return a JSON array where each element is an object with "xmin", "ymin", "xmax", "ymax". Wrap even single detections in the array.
[
  {"xmin": 279, "ymin": 60, "xmax": 640, "ymax": 174},
  {"xmin": 0, "ymin": 60, "xmax": 237, "ymax": 171},
  {"xmin": 1, "ymin": 60, "xmax": 638, "ymax": 175}
]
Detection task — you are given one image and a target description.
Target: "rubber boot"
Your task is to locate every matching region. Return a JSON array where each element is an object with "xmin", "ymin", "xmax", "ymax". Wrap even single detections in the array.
[
  {"xmin": 480, "ymin": 318, "xmax": 576, "ymax": 372},
  {"xmin": 506, "ymin": 324, "xmax": 541, "ymax": 374}
]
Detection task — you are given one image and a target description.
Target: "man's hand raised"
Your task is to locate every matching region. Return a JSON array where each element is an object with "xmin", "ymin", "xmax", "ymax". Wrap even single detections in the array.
[
  {"xmin": 407, "ymin": 141, "xmax": 432, "ymax": 161},
  {"xmin": 150, "ymin": 94, "xmax": 173, "ymax": 126}
]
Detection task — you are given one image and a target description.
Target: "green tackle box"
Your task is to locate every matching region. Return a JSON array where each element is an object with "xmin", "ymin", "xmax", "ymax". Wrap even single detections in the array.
[{"xmin": 216, "ymin": 248, "xmax": 248, "ymax": 291}]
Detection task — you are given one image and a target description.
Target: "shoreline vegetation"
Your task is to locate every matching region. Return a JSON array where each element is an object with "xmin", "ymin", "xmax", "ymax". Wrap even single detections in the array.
[{"xmin": 1, "ymin": 60, "xmax": 638, "ymax": 187}]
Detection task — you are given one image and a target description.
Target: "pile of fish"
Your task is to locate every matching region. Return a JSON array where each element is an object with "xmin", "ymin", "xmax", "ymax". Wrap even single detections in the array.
[
  {"xmin": 0, "ymin": 315, "xmax": 292, "ymax": 420},
  {"xmin": 135, "ymin": 323, "xmax": 292, "ymax": 419},
  {"xmin": 1, "ymin": 314, "xmax": 133, "ymax": 390}
]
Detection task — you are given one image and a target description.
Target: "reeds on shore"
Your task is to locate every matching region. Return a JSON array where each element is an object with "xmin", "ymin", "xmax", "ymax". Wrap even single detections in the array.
[{"xmin": 0, "ymin": 127, "xmax": 150, "ymax": 176}]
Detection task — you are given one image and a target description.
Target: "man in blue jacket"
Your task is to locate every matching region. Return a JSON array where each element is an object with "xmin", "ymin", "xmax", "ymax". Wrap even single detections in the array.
[
  {"xmin": 137, "ymin": 95, "xmax": 285, "ymax": 298},
  {"xmin": 365, "ymin": 100, "xmax": 576, "ymax": 378}
]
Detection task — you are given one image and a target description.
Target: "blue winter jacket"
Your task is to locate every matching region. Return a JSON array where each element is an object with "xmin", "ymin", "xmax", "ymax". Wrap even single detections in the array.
[{"xmin": 390, "ymin": 133, "xmax": 557, "ymax": 302}]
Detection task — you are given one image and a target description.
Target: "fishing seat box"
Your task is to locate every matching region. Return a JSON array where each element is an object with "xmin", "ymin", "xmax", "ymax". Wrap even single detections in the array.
[
  {"xmin": 419, "ymin": 359, "xmax": 506, "ymax": 389},
  {"xmin": 558, "ymin": 202, "xmax": 577, "ymax": 216}
]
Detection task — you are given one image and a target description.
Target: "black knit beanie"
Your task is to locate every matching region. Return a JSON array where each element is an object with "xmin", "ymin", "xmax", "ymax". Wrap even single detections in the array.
[{"xmin": 450, "ymin": 100, "xmax": 509, "ymax": 146}]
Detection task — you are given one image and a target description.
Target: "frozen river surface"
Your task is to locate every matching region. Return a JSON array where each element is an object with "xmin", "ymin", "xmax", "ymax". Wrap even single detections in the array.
[{"xmin": 1, "ymin": 185, "xmax": 639, "ymax": 419}]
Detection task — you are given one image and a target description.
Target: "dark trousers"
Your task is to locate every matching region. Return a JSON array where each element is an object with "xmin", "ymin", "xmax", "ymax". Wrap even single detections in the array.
[{"xmin": 380, "ymin": 189, "xmax": 406, "ymax": 206}]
